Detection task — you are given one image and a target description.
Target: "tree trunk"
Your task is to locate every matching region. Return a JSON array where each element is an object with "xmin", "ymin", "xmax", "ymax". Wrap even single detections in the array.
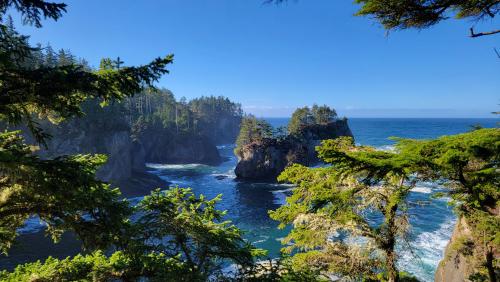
[
  {"xmin": 385, "ymin": 200, "xmax": 400, "ymax": 282},
  {"xmin": 386, "ymin": 249, "xmax": 399, "ymax": 282},
  {"xmin": 486, "ymin": 247, "xmax": 497, "ymax": 282}
]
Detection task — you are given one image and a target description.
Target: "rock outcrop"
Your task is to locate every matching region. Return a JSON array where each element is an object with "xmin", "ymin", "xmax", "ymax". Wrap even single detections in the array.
[
  {"xmin": 234, "ymin": 119, "xmax": 353, "ymax": 181},
  {"xmin": 435, "ymin": 217, "xmax": 474, "ymax": 282},
  {"xmin": 27, "ymin": 121, "xmax": 226, "ymax": 197},
  {"xmin": 137, "ymin": 131, "xmax": 222, "ymax": 165},
  {"xmin": 34, "ymin": 126, "xmax": 167, "ymax": 198}
]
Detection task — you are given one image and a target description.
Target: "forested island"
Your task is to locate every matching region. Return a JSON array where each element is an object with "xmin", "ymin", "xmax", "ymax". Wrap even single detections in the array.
[
  {"xmin": 234, "ymin": 106, "xmax": 352, "ymax": 180},
  {"xmin": 0, "ymin": 1, "xmax": 498, "ymax": 282}
]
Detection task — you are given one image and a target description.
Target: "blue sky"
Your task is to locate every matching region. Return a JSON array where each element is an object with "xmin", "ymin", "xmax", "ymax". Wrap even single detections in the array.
[{"xmin": 12, "ymin": 0, "xmax": 500, "ymax": 117}]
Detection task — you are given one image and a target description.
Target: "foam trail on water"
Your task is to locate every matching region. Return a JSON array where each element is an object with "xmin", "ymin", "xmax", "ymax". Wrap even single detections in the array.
[
  {"xmin": 146, "ymin": 163, "xmax": 209, "ymax": 170},
  {"xmin": 399, "ymin": 218, "xmax": 456, "ymax": 282},
  {"xmin": 271, "ymin": 187, "xmax": 294, "ymax": 205},
  {"xmin": 411, "ymin": 186, "xmax": 432, "ymax": 194}
]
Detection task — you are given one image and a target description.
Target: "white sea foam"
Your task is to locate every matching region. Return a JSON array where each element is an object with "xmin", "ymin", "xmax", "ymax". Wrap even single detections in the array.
[
  {"xmin": 399, "ymin": 213, "xmax": 456, "ymax": 281},
  {"xmin": 271, "ymin": 187, "xmax": 294, "ymax": 205},
  {"xmin": 146, "ymin": 163, "xmax": 208, "ymax": 170},
  {"xmin": 210, "ymin": 168, "xmax": 237, "ymax": 180},
  {"xmin": 411, "ymin": 186, "xmax": 433, "ymax": 194}
]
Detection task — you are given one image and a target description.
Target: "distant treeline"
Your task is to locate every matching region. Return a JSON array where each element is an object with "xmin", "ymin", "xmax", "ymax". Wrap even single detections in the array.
[
  {"xmin": 19, "ymin": 46, "xmax": 242, "ymax": 145},
  {"xmin": 128, "ymin": 91, "xmax": 243, "ymax": 144}
]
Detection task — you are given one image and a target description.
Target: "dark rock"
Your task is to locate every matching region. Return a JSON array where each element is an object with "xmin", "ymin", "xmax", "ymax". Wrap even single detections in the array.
[
  {"xmin": 138, "ymin": 130, "xmax": 222, "ymax": 165},
  {"xmin": 234, "ymin": 119, "xmax": 353, "ymax": 181},
  {"xmin": 214, "ymin": 175, "xmax": 228, "ymax": 180},
  {"xmin": 31, "ymin": 124, "xmax": 170, "ymax": 196}
]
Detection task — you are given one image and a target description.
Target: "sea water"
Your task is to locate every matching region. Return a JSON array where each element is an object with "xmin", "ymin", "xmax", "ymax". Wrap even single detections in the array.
[
  {"xmin": 147, "ymin": 118, "xmax": 497, "ymax": 282},
  {"xmin": 20, "ymin": 118, "xmax": 498, "ymax": 281}
]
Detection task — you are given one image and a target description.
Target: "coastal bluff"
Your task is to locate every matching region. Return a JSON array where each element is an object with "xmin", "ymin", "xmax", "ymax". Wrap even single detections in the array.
[{"xmin": 234, "ymin": 119, "xmax": 353, "ymax": 181}]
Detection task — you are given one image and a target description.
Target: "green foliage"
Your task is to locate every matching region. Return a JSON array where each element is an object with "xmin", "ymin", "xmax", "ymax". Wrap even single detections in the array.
[
  {"xmin": 271, "ymin": 136, "xmax": 416, "ymax": 281},
  {"xmin": 0, "ymin": 131, "xmax": 131, "ymax": 254},
  {"xmin": 127, "ymin": 92, "xmax": 242, "ymax": 140},
  {"xmin": 311, "ymin": 104, "xmax": 337, "ymax": 124},
  {"xmin": 288, "ymin": 105, "xmax": 337, "ymax": 135},
  {"xmin": 0, "ymin": 19, "xmax": 173, "ymax": 144},
  {"xmin": 131, "ymin": 187, "xmax": 266, "ymax": 278},
  {"xmin": 0, "ymin": 188, "xmax": 265, "ymax": 281},
  {"xmin": 234, "ymin": 115, "xmax": 274, "ymax": 155},
  {"xmin": 0, "ymin": 250, "xmax": 190, "ymax": 281},
  {"xmin": 396, "ymin": 129, "xmax": 499, "ymax": 281},
  {"xmin": 0, "ymin": 0, "xmax": 67, "ymax": 28},
  {"xmin": 271, "ymin": 129, "xmax": 499, "ymax": 281},
  {"xmin": 0, "ymin": 1, "xmax": 262, "ymax": 281},
  {"xmin": 354, "ymin": 0, "xmax": 499, "ymax": 32},
  {"xmin": 0, "ymin": 0, "xmax": 170, "ymax": 255},
  {"xmin": 288, "ymin": 107, "xmax": 313, "ymax": 135},
  {"xmin": 394, "ymin": 128, "xmax": 500, "ymax": 213},
  {"xmin": 237, "ymin": 257, "xmax": 327, "ymax": 282}
]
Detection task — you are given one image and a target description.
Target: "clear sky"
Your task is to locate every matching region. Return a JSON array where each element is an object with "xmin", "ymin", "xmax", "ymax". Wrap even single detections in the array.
[{"xmin": 12, "ymin": 0, "xmax": 500, "ymax": 118}]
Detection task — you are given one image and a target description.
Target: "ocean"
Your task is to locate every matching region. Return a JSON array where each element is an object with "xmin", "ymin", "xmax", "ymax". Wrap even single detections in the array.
[{"xmin": 16, "ymin": 118, "xmax": 499, "ymax": 281}]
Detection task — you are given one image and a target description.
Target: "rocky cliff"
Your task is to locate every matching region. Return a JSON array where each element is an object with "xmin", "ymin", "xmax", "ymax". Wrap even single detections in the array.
[
  {"xmin": 32, "ymin": 123, "xmax": 167, "ymax": 198},
  {"xmin": 136, "ymin": 129, "xmax": 222, "ymax": 165},
  {"xmin": 435, "ymin": 217, "xmax": 474, "ymax": 282},
  {"xmin": 30, "ymin": 118, "xmax": 228, "ymax": 197},
  {"xmin": 234, "ymin": 119, "xmax": 353, "ymax": 181},
  {"xmin": 435, "ymin": 213, "xmax": 499, "ymax": 282}
]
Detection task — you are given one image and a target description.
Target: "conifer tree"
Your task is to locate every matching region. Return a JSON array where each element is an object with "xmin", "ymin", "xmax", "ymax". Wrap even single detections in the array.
[
  {"xmin": 235, "ymin": 115, "xmax": 273, "ymax": 156},
  {"xmin": 0, "ymin": 0, "xmax": 172, "ymax": 253},
  {"xmin": 0, "ymin": 2, "xmax": 262, "ymax": 280},
  {"xmin": 271, "ymin": 128, "xmax": 499, "ymax": 281},
  {"xmin": 396, "ymin": 128, "xmax": 500, "ymax": 281},
  {"xmin": 271, "ymin": 136, "xmax": 418, "ymax": 282}
]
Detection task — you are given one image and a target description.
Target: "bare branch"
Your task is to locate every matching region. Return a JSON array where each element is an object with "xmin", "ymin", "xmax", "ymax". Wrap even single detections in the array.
[{"xmin": 469, "ymin": 27, "xmax": 500, "ymax": 38}]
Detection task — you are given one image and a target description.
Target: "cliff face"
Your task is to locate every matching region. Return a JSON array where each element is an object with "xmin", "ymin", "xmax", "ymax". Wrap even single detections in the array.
[
  {"xmin": 31, "ymin": 118, "xmax": 227, "ymax": 196},
  {"xmin": 196, "ymin": 116, "xmax": 241, "ymax": 145},
  {"xmin": 234, "ymin": 119, "xmax": 353, "ymax": 181},
  {"xmin": 33, "ymin": 125, "xmax": 166, "ymax": 197},
  {"xmin": 136, "ymin": 129, "xmax": 222, "ymax": 165},
  {"xmin": 435, "ymin": 217, "xmax": 474, "ymax": 282}
]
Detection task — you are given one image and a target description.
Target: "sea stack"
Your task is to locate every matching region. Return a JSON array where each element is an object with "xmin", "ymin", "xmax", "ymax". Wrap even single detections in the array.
[{"xmin": 234, "ymin": 118, "xmax": 353, "ymax": 181}]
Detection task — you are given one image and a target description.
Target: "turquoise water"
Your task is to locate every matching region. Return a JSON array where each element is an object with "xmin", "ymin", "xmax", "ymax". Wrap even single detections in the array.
[
  {"xmin": 20, "ymin": 118, "xmax": 498, "ymax": 281},
  {"xmin": 145, "ymin": 118, "xmax": 498, "ymax": 282}
]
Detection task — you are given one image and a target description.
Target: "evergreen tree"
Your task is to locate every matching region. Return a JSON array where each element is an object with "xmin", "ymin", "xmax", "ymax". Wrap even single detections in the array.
[
  {"xmin": 235, "ymin": 115, "xmax": 273, "ymax": 156},
  {"xmin": 396, "ymin": 128, "xmax": 500, "ymax": 281},
  {"xmin": 288, "ymin": 105, "xmax": 337, "ymax": 135},
  {"xmin": 288, "ymin": 107, "xmax": 313, "ymax": 135},
  {"xmin": 354, "ymin": 0, "xmax": 500, "ymax": 38},
  {"xmin": 271, "ymin": 128, "xmax": 499, "ymax": 281},
  {"xmin": 0, "ymin": 0, "xmax": 171, "ymax": 256},
  {"xmin": 56, "ymin": 48, "xmax": 74, "ymax": 66},
  {"xmin": 311, "ymin": 104, "xmax": 337, "ymax": 124},
  {"xmin": 44, "ymin": 44, "xmax": 57, "ymax": 67},
  {"xmin": 0, "ymin": 188, "xmax": 265, "ymax": 281},
  {"xmin": 0, "ymin": 2, "xmax": 263, "ymax": 280},
  {"xmin": 270, "ymin": 136, "xmax": 418, "ymax": 282},
  {"xmin": 270, "ymin": 0, "xmax": 499, "ymax": 38}
]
